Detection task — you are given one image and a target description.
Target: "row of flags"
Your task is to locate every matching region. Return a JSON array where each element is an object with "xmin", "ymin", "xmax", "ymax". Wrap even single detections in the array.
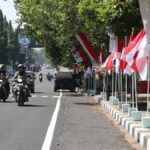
[
  {"xmin": 72, "ymin": 28, "xmax": 150, "ymax": 81},
  {"xmin": 103, "ymin": 28, "xmax": 150, "ymax": 80}
]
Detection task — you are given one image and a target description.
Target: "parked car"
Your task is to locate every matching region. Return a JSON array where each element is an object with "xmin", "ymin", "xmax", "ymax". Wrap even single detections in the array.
[
  {"xmin": 26, "ymin": 71, "xmax": 36, "ymax": 93},
  {"xmin": 54, "ymin": 71, "xmax": 75, "ymax": 92}
]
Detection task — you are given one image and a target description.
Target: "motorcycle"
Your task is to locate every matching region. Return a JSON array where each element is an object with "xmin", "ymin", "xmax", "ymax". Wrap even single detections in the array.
[
  {"xmin": 39, "ymin": 74, "xmax": 43, "ymax": 82},
  {"xmin": 0, "ymin": 79, "xmax": 9, "ymax": 102},
  {"xmin": 47, "ymin": 73, "xmax": 53, "ymax": 81},
  {"xmin": 13, "ymin": 78, "xmax": 29, "ymax": 106},
  {"xmin": 26, "ymin": 76, "xmax": 35, "ymax": 93}
]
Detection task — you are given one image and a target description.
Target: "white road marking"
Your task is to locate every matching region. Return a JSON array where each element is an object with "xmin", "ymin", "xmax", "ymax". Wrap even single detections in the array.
[
  {"xmin": 41, "ymin": 96, "xmax": 48, "ymax": 98},
  {"xmin": 52, "ymin": 96, "xmax": 60, "ymax": 98},
  {"xmin": 41, "ymin": 92, "xmax": 62, "ymax": 150},
  {"xmin": 32, "ymin": 95, "xmax": 37, "ymax": 98},
  {"xmin": 30, "ymin": 95, "xmax": 49, "ymax": 98}
]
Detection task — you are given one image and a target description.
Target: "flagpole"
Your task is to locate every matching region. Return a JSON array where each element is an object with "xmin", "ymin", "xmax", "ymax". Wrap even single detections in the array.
[
  {"xmin": 115, "ymin": 71, "xmax": 117, "ymax": 98},
  {"xmin": 120, "ymin": 70, "xmax": 123, "ymax": 102},
  {"xmin": 112, "ymin": 65, "xmax": 114, "ymax": 97},
  {"xmin": 147, "ymin": 57, "xmax": 150, "ymax": 116},
  {"xmin": 118, "ymin": 71, "xmax": 120, "ymax": 98},
  {"xmin": 117, "ymin": 73, "xmax": 120, "ymax": 97},
  {"xmin": 132, "ymin": 72, "xmax": 135, "ymax": 108},
  {"xmin": 125, "ymin": 74, "xmax": 128, "ymax": 104},
  {"xmin": 124, "ymin": 35, "xmax": 128, "ymax": 104},
  {"xmin": 134, "ymin": 72, "xmax": 138, "ymax": 111}
]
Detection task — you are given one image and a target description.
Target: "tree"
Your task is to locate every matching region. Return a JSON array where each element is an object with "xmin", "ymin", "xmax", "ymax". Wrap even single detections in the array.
[
  {"xmin": 14, "ymin": 0, "xmax": 143, "ymax": 66},
  {"xmin": 0, "ymin": 10, "xmax": 8, "ymax": 64}
]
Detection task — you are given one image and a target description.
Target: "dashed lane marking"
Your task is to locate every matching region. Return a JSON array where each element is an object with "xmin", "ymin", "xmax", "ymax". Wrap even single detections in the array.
[{"xmin": 41, "ymin": 96, "xmax": 48, "ymax": 98}]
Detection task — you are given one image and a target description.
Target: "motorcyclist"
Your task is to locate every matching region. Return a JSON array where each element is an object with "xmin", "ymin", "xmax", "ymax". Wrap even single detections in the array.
[
  {"xmin": 47, "ymin": 72, "xmax": 53, "ymax": 81},
  {"xmin": 13, "ymin": 64, "xmax": 26, "ymax": 81},
  {"xmin": 39, "ymin": 72, "xmax": 43, "ymax": 82},
  {"xmin": 12, "ymin": 64, "xmax": 31, "ymax": 99},
  {"xmin": 0, "ymin": 64, "xmax": 10, "ymax": 94}
]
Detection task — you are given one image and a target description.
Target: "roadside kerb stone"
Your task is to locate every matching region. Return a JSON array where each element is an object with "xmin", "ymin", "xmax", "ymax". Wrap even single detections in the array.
[
  {"xmin": 121, "ymin": 117, "xmax": 132, "ymax": 127},
  {"xmin": 118, "ymin": 114, "xmax": 129, "ymax": 125},
  {"xmin": 129, "ymin": 123, "xmax": 142, "ymax": 136},
  {"xmin": 99, "ymin": 99, "xmax": 150, "ymax": 150},
  {"xmin": 134, "ymin": 128, "xmax": 150, "ymax": 142},
  {"xmin": 140, "ymin": 132, "xmax": 150, "ymax": 147},
  {"xmin": 146, "ymin": 136, "xmax": 150, "ymax": 150}
]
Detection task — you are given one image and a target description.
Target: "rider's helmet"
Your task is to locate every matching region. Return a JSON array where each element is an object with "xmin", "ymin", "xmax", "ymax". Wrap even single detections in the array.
[
  {"xmin": 17, "ymin": 64, "xmax": 25, "ymax": 72},
  {"xmin": 0, "ymin": 64, "xmax": 5, "ymax": 73},
  {"xmin": 18, "ymin": 64, "xmax": 24, "ymax": 68},
  {"xmin": 0, "ymin": 64, "xmax": 5, "ymax": 70}
]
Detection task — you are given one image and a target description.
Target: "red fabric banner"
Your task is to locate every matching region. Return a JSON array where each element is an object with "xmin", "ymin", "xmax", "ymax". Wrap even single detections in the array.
[{"xmin": 77, "ymin": 32, "xmax": 98, "ymax": 62}]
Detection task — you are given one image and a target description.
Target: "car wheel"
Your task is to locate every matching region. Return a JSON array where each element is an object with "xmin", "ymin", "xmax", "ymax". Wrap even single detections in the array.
[
  {"xmin": 31, "ymin": 89, "xmax": 34, "ymax": 93},
  {"xmin": 70, "ymin": 89, "xmax": 74, "ymax": 92},
  {"xmin": 54, "ymin": 88, "xmax": 57, "ymax": 92}
]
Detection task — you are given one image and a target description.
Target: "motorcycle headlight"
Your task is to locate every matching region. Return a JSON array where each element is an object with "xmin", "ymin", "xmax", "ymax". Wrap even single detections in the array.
[
  {"xmin": 25, "ymin": 85, "xmax": 28, "ymax": 88},
  {"xmin": 18, "ymin": 79, "xmax": 23, "ymax": 82}
]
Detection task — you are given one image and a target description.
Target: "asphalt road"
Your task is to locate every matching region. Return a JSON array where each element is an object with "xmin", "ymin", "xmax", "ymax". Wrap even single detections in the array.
[{"xmin": 0, "ymin": 68, "xmax": 137, "ymax": 150}]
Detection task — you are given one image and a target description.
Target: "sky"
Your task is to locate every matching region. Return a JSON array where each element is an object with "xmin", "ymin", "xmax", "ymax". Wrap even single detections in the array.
[{"xmin": 0, "ymin": 0, "xmax": 19, "ymax": 29}]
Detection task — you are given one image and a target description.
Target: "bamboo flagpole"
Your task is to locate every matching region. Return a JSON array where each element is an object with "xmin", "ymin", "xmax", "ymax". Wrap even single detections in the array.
[
  {"xmin": 132, "ymin": 72, "xmax": 135, "ymax": 108},
  {"xmin": 146, "ymin": 57, "xmax": 150, "ymax": 116},
  {"xmin": 120, "ymin": 70, "xmax": 123, "ymax": 102},
  {"xmin": 125, "ymin": 74, "xmax": 128, "ymax": 104},
  {"xmin": 115, "ymin": 70, "xmax": 117, "ymax": 98},
  {"xmin": 112, "ymin": 65, "xmax": 114, "ymax": 97},
  {"xmin": 134, "ymin": 72, "xmax": 138, "ymax": 111},
  {"xmin": 124, "ymin": 35, "xmax": 128, "ymax": 104}
]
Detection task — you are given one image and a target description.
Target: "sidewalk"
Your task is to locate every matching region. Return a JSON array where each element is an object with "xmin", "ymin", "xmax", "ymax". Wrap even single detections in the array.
[{"xmin": 94, "ymin": 94, "xmax": 150, "ymax": 150}]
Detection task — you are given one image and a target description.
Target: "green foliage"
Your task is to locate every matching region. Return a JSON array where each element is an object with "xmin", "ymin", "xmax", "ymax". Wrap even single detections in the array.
[
  {"xmin": 14, "ymin": 0, "xmax": 143, "ymax": 66},
  {"xmin": 0, "ymin": 9, "xmax": 19, "ymax": 64},
  {"xmin": 96, "ymin": 0, "xmax": 142, "ymax": 36}
]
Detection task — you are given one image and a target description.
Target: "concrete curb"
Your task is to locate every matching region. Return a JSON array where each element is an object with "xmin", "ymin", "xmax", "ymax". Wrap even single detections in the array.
[{"xmin": 100, "ymin": 100, "xmax": 150, "ymax": 150}]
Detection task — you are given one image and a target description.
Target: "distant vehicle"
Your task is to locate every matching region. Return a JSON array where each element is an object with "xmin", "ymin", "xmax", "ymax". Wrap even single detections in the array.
[
  {"xmin": 54, "ymin": 71, "xmax": 75, "ymax": 92},
  {"xmin": 47, "ymin": 73, "xmax": 53, "ymax": 81},
  {"xmin": 7, "ymin": 68, "xmax": 15, "ymax": 78},
  {"xmin": 26, "ymin": 71, "xmax": 36, "ymax": 93}
]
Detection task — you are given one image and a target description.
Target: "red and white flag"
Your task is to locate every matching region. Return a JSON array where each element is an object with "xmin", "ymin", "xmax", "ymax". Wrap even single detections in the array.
[
  {"xmin": 130, "ymin": 35, "xmax": 150, "ymax": 80},
  {"xmin": 119, "ymin": 28, "xmax": 134, "ymax": 71},
  {"xmin": 76, "ymin": 32, "xmax": 98, "ymax": 64},
  {"xmin": 115, "ymin": 59, "xmax": 120, "ymax": 74},
  {"xmin": 102, "ymin": 52, "xmax": 115, "ymax": 72},
  {"xmin": 103, "ymin": 52, "xmax": 121, "ymax": 72},
  {"xmin": 124, "ymin": 28, "xmax": 145, "ymax": 66}
]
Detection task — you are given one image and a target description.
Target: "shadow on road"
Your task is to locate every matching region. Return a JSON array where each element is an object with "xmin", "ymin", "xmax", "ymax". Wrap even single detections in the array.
[
  {"xmin": 63, "ymin": 93, "xmax": 83, "ymax": 97},
  {"xmin": 33, "ymin": 91, "xmax": 45, "ymax": 94},
  {"xmin": 0, "ymin": 101, "xmax": 15, "ymax": 103},
  {"xmin": 73, "ymin": 102, "xmax": 97, "ymax": 106},
  {"xmin": 21, "ymin": 104, "xmax": 47, "ymax": 107}
]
